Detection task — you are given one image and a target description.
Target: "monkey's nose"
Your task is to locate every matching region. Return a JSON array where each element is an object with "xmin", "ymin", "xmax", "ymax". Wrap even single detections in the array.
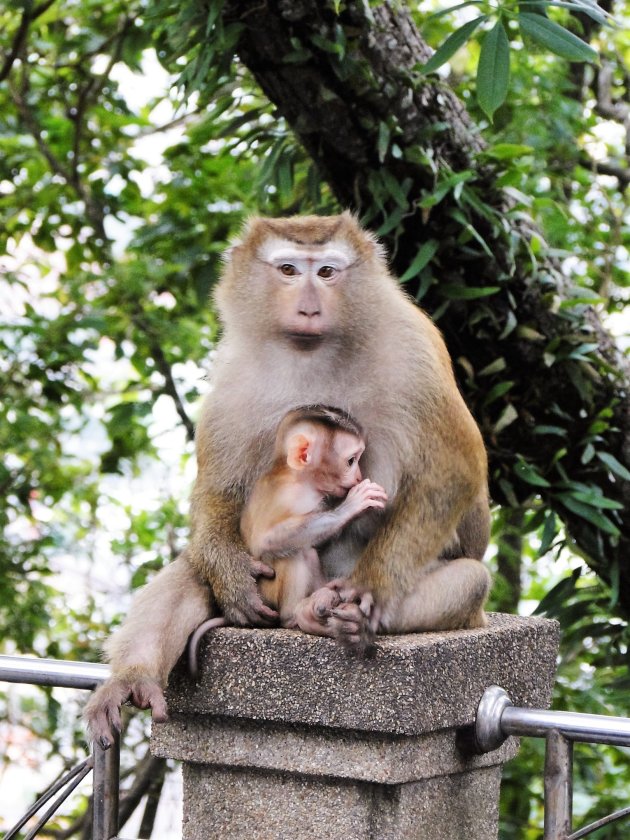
[
  {"xmin": 297, "ymin": 283, "xmax": 321, "ymax": 317},
  {"xmin": 298, "ymin": 302, "xmax": 321, "ymax": 317}
]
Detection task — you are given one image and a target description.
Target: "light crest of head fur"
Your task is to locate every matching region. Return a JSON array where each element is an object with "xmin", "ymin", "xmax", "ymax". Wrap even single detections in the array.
[{"xmin": 223, "ymin": 211, "xmax": 385, "ymax": 265}]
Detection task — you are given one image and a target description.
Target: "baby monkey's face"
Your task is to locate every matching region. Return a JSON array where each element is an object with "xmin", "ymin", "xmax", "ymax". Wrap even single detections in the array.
[{"xmin": 315, "ymin": 430, "xmax": 365, "ymax": 498}]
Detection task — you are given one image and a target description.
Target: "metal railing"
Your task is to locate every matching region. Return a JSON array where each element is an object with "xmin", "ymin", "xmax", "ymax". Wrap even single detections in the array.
[
  {"xmin": 474, "ymin": 685, "xmax": 630, "ymax": 840},
  {"xmin": 3, "ymin": 657, "xmax": 630, "ymax": 840},
  {"xmin": 0, "ymin": 655, "xmax": 119, "ymax": 840}
]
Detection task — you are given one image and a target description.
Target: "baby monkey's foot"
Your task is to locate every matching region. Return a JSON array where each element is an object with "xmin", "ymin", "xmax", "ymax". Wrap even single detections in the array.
[{"xmin": 293, "ymin": 579, "xmax": 380, "ymax": 655}]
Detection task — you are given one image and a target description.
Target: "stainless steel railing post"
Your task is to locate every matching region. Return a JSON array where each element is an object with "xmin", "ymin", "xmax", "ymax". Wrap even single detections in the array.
[
  {"xmin": 544, "ymin": 729, "xmax": 573, "ymax": 840},
  {"xmin": 93, "ymin": 731, "xmax": 120, "ymax": 840}
]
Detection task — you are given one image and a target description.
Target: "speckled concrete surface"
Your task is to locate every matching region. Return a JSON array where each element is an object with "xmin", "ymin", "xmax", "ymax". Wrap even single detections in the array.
[
  {"xmin": 181, "ymin": 764, "xmax": 502, "ymax": 840},
  {"xmin": 153, "ymin": 714, "xmax": 519, "ymax": 783},
  {"xmin": 151, "ymin": 613, "xmax": 559, "ymax": 839},
  {"xmin": 160, "ymin": 613, "xmax": 559, "ymax": 735}
]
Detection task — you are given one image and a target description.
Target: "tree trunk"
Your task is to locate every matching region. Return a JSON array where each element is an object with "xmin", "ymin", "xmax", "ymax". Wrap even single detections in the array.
[{"xmin": 223, "ymin": 0, "xmax": 630, "ymax": 612}]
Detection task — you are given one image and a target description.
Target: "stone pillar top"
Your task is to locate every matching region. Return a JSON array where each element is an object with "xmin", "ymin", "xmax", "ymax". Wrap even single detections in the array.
[{"xmin": 164, "ymin": 613, "xmax": 559, "ymax": 736}]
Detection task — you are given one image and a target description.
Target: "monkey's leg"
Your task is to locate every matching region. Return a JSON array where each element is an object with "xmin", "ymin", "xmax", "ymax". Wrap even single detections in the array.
[
  {"xmin": 84, "ymin": 555, "xmax": 212, "ymax": 748},
  {"xmin": 264, "ymin": 549, "xmax": 326, "ymax": 628},
  {"xmin": 380, "ymin": 557, "xmax": 491, "ymax": 633}
]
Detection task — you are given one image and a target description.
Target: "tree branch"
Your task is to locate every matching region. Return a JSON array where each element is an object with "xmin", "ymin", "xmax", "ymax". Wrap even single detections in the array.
[
  {"xmin": 118, "ymin": 750, "xmax": 167, "ymax": 828},
  {"xmin": 10, "ymin": 69, "xmax": 108, "ymax": 243},
  {"xmin": 131, "ymin": 311, "xmax": 196, "ymax": 442},
  {"xmin": 0, "ymin": 0, "xmax": 56, "ymax": 83},
  {"xmin": 71, "ymin": 15, "xmax": 136, "ymax": 187}
]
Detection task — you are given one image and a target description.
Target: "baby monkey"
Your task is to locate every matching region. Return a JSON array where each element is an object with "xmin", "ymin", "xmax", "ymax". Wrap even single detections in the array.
[{"xmin": 188, "ymin": 405, "xmax": 387, "ymax": 673}]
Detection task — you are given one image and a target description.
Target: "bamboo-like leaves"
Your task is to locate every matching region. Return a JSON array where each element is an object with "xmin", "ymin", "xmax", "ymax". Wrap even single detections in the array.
[
  {"xmin": 419, "ymin": 15, "xmax": 488, "ymax": 75},
  {"xmin": 477, "ymin": 20, "xmax": 510, "ymax": 121},
  {"xmin": 421, "ymin": 2, "xmax": 600, "ymax": 119},
  {"xmin": 519, "ymin": 13, "xmax": 598, "ymax": 62}
]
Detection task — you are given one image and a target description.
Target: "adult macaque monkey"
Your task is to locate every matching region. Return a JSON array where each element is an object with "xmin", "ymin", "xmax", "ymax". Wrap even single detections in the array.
[
  {"xmin": 188, "ymin": 405, "xmax": 388, "ymax": 672},
  {"xmin": 85, "ymin": 213, "xmax": 491, "ymax": 748}
]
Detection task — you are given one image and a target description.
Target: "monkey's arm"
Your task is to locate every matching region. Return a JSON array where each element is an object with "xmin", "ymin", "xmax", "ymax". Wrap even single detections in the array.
[
  {"xmin": 251, "ymin": 510, "xmax": 342, "ymax": 557},
  {"xmin": 187, "ymin": 486, "xmax": 279, "ymax": 626},
  {"xmin": 247, "ymin": 480, "xmax": 388, "ymax": 558},
  {"xmin": 84, "ymin": 555, "xmax": 212, "ymax": 748}
]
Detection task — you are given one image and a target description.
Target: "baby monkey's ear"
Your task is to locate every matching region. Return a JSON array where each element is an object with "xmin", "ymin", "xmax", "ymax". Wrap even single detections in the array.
[{"xmin": 286, "ymin": 432, "xmax": 314, "ymax": 470}]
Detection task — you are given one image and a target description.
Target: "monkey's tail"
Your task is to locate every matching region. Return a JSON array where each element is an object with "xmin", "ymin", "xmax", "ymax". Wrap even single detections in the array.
[{"xmin": 187, "ymin": 616, "xmax": 228, "ymax": 679}]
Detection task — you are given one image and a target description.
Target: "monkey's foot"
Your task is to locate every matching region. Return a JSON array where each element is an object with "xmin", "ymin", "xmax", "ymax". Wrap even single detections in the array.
[
  {"xmin": 83, "ymin": 675, "xmax": 168, "ymax": 750},
  {"xmin": 294, "ymin": 579, "xmax": 380, "ymax": 655}
]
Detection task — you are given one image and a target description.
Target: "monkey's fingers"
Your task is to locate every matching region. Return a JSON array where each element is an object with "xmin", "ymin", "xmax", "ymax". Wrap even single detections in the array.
[
  {"xmin": 292, "ymin": 587, "xmax": 342, "ymax": 635},
  {"xmin": 84, "ymin": 679, "xmax": 128, "ymax": 750},
  {"xmin": 249, "ymin": 559, "xmax": 276, "ymax": 580},
  {"xmin": 329, "ymin": 603, "xmax": 377, "ymax": 655},
  {"xmin": 129, "ymin": 678, "xmax": 169, "ymax": 724},
  {"xmin": 223, "ymin": 596, "xmax": 279, "ymax": 628},
  {"xmin": 328, "ymin": 578, "xmax": 375, "ymax": 615}
]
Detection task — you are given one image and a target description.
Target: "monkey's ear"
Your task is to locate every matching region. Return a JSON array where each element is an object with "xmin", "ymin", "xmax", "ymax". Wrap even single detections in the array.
[{"xmin": 286, "ymin": 433, "xmax": 312, "ymax": 470}]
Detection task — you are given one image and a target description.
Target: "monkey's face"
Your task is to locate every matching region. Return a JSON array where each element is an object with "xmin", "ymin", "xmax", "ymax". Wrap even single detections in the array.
[
  {"xmin": 254, "ymin": 238, "xmax": 356, "ymax": 350},
  {"xmin": 216, "ymin": 214, "xmax": 387, "ymax": 349},
  {"xmin": 316, "ymin": 430, "xmax": 365, "ymax": 497}
]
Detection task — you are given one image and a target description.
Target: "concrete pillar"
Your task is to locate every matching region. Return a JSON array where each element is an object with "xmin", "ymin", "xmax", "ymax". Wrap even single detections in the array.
[{"xmin": 151, "ymin": 613, "xmax": 559, "ymax": 840}]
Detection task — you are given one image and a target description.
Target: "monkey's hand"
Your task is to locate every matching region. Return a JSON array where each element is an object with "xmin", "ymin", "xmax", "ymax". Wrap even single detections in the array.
[
  {"xmin": 339, "ymin": 479, "xmax": 388, "ymax": 520},
  {"xmin": 84, "ymin": 675, "xmax": 168, "ymax": 750},
  {"xmin": 293, "ymin": 579, "xmax": 380, "ymax": 655},
  {"xmin": 217, "ymin": 562, "xmax": 279, "ymax": 627}
]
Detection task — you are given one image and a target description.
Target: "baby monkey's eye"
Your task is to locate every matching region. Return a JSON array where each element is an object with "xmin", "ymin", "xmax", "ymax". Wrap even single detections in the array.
[
  {"xmin": 347, "ymin": 456, "xmax": 356, "ymax": 466},
  {"xmin": 279, "ymin": 264, "xmax": 298, "ymax": 276},
  {"xmin": 318, "ymin": 265, "xmax": 336, "ymax": 279}
]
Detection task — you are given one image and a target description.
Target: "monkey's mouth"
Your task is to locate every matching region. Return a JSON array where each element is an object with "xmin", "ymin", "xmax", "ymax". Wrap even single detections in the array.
[{"xmin": 286, "ymin": 331, "xmax": 324, "ymax": 350}]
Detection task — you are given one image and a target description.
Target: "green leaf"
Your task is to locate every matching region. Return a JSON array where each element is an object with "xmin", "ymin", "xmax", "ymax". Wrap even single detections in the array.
[
  {"xmin": 484, "ymin": 380, "xmax": 515, "ymax": 406},
  {"xmin": 556, "ymin": 495, "xmax": 620, "ymax": 536},
  {"xmin": 381, "ymin": 170, "xmax": 410, "ymax": 207},
  {"xmin": 532, "ymin": 425, "xmax": 567, "ymax": 437},
  {"xmin": 376, "ymin": 206, "xmax": 405, "ymax": 236},
  {"xmin": 449, "ymin": 208, "xmax": 495, "ymax": 258},
  {"xmin": 519, "ymin": 13, "xmax": 598, "ymax": 62},
  {"xmin": 440, "ymin": 284, "xmax": 500, "ymax": 299},
  {"xmin": 534, "ymin": 569, "xmax": 581, "ymax": 615},
  {"xmin": 420, "ymin": 16, "xmax": 488, "ymax": 75},
  {"xmin": 518, "ymin": 0, "xmax": 610, "ymax": 26},
  {"xmin": 566, "ymin": 489, "xmax": 623, "ymax": 511},
  {"xmin": 483, "ymin": 143, "xmax": 534, "ymax": 160},
  {"xmin": 377, "ymin": 122, "xmax": 390, "ymax": 163},
  {"xmin": 399, "ymin": 240, "xmax": 439, "ymax": 283},
  {"xmin": 479, "ymin": 357, "xmax": 507, "ymax": 376},
  {"xmin": 597, "ymin": 452, "xmax": 630, "ymax": 482},
  {"xmin": 477, "ymin": 20, "xmax": 510, "ymax": 121},
  {"xmin": 494, "ymin": 403, "xmax": 519, "ymax": 434},
  {"xmin": 539, "ymin": 511, "xmax": 557, "ymax": 556},
  {"xmin": 514, "ymin": 460, "xmax": 551, "ymax": 487}
]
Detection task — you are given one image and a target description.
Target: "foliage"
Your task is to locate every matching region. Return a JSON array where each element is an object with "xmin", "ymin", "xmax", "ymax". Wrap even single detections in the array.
[
  {"xmin": 0, "ymin": 0, "xmax": 628, "ymax": 836},
  {"xmin": 418, "ymin": 0, "xmax": 602, "ymax": 119}
]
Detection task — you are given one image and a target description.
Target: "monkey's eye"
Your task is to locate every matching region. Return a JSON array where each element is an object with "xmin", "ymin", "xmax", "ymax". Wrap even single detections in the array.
[
  {"xmin": 347, "ymin": 456, "xmax": 356, "ymax": 467},
  {"xmin": 318, "ymin": 265, "xmax": 336, "ymax": 279},
  {"xmin": 279, "ymin": 263, "xmax": 298, "ymax": 277}
]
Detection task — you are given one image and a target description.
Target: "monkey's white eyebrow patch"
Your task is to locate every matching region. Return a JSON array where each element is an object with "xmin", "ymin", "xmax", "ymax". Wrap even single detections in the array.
[{"xmin": 258, "ymin": 237, "xmax": 356, "ymax": 268}]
